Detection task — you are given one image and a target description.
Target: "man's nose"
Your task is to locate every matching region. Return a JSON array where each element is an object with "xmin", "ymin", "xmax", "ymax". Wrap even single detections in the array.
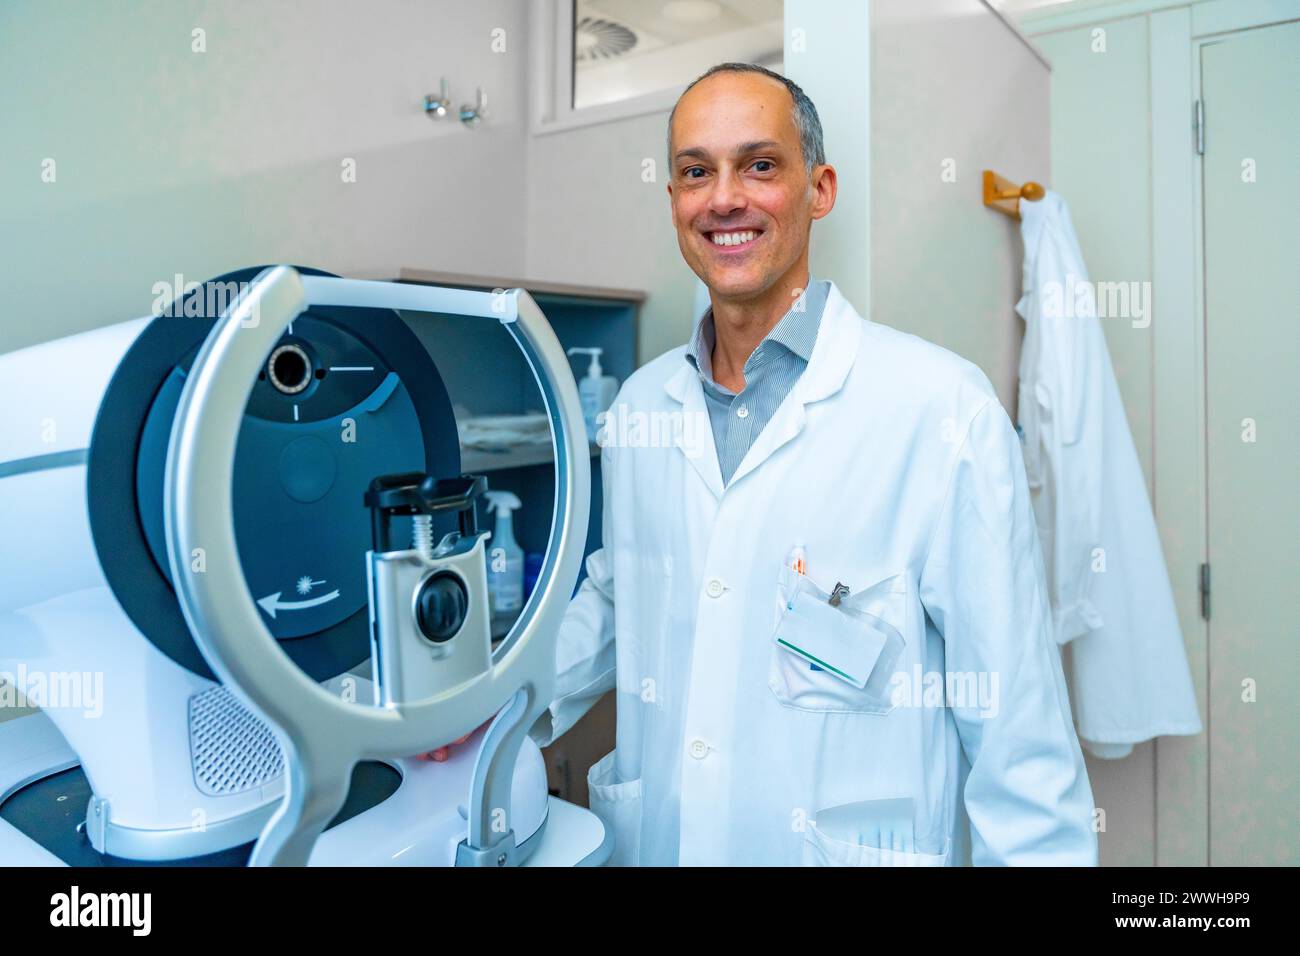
[{"xmin": 707, "ymin": 167, "xmax": 746, "ymax": 217}]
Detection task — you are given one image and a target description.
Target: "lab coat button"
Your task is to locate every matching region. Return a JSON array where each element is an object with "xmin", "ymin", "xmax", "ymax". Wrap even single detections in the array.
[
  {"xmin": 705, "ymin": 578, "xmax": 725, "ymax": 598},
  {"xmin": 689, "ymin": 739, "xmax": 709, "ymax": 759}
]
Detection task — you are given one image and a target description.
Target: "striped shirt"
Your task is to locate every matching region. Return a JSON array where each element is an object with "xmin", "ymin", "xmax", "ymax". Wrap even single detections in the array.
[{"xmin": 685, "ymin": 278, "xmax": 830, "ymax": 485}]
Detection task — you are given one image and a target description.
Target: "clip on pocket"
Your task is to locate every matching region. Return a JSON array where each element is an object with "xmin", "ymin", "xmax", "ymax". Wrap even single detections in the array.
[{"xmin": 775, "ymin": 579, "xmax": 890, "ymax": 689}]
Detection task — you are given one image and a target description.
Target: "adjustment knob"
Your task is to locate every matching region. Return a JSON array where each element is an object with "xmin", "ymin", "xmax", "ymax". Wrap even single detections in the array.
[{"xmin": 415, "ymin": 572, "xmax": 469, "ymax": 643}]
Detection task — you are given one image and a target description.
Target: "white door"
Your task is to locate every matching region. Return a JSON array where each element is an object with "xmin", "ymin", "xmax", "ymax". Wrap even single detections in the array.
[{"xmin": 1200, "ymin": 20, "xmax": 1300, "ymax": 866}]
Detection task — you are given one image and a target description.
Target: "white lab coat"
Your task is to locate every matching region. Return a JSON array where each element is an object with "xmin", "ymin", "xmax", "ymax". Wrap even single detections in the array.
[
  {"xmin": 532, "ymin": 283, "xmax": 1097, "ymax": 865},
  {"xmin": 1016, "ymin": 192, "xmax": 1201, "ymax": 758}
]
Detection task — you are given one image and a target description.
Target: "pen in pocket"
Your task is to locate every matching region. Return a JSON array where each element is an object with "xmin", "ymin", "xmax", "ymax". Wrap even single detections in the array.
[{"xmin": 785, "ymin": 544, "xmax": 828, "ymax": 673}]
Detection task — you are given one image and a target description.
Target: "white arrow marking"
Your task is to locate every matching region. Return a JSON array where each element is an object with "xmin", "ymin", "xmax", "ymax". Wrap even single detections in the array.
[{"xmin": 257, "ymin": 589, "xmax": 341, "ymax": 619}]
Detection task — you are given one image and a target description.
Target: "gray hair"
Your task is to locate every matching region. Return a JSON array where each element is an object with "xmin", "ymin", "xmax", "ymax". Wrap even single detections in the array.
[{"xmin": 667, "ymin": 62, "xmax": 825, "ymax": 176}]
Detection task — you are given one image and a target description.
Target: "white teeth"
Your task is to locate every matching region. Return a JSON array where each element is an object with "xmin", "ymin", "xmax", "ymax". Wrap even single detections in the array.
[{"xmin": 711, "ymin": 230, "xmax": 757, "ymax": 246}]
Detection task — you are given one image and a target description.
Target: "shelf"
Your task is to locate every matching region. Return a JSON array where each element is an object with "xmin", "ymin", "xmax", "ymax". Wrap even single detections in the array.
[
  {"xmin": 397, "ymin": 268, "xmax": 646, "ymax": 304},
  {"xmin": 461, "ymin": 442, "xmax": 600, "ymax": 474}
]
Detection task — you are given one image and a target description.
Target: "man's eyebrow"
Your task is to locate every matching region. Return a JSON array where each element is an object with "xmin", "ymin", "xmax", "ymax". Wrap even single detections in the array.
[
  {"xmin": 673, "ymin": 146, "xmax": 712, "ymax": 163},
  {"xmin": 673, "ymin": 140, "xmax": 784, "ymax": 164},
  {"xmin": 732, "ymin": 139, "xmax": 782, "ymax": 156}
]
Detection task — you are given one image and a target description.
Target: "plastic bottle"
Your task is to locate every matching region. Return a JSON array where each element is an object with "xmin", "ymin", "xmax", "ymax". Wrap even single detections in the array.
[
  {"xmin": 484, "ymin": 491, "xmax": 524, "ymax": 626},
  {"xmin": 567, "ymin": 347, "xmax": 619, "ymax": 443}
]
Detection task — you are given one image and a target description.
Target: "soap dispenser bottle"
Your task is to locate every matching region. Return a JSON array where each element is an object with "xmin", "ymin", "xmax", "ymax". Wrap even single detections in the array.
[
  {"xmin": 567, "ymin": 347, "xmax": 618, "ymax": 443},
  {"xmin": 484, "ymin": 490, "xmax": 524, "ymax": 629}
]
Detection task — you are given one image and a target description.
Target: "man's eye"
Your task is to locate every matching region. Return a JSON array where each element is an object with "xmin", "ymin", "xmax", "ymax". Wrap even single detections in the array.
[
  {"xmin": 752, "ymin": 160, "xmax": 775, "ymax": 173},
  {"xmin": 683, "ymin": 167, "xmax": 707, "ymax": 179}
]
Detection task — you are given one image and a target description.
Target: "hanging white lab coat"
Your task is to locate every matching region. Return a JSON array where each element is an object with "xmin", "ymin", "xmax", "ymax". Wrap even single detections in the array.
[
  {"xmin": 1016, "ymin": 192, "xmax": 1202, "ymax": 759},
  {"xmin": 532, "ymin": 282, "xmax": 1097, "ymax": 866}
]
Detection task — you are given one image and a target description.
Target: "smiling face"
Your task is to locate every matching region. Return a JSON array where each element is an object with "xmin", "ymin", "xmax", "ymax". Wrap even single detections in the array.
[{"xmin": 668, "ymin": 70, "xmax": 833, "ymax": 304}]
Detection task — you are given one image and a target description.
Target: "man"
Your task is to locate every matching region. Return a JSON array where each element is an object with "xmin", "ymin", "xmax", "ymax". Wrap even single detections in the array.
[{"xmin": 529, "ymin": 63, "xmax": 1097, "ymax": 866}]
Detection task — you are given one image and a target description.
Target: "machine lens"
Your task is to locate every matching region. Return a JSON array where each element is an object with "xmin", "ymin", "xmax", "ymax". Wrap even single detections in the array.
[{"xmin": 268, "ymin": 344, "xmax": 312, "ymax": 395}]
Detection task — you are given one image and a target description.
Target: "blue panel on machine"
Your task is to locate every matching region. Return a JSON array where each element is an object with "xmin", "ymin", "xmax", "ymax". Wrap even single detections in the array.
[{"xmin": 135, "ymin": 318, "xmax": 427, "ymax": 641}]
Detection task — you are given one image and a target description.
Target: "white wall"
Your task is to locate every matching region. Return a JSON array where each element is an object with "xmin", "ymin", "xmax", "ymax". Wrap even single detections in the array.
[
  {"xmin": 0, "ymin": 0, "xmax": 532, "ymax": 353},
  {"xmin": 781, "ymin": 0, "xmax": 873, "ymax": 319},
  {"xmin": 1030, "ymin": 14, "xmax": 1163, "ymax": 867},
  {"xmin": 524, "ymin": 111, "xmax": 699, "ymax": 366},
  {"xmin": 0, "ymin": 0, "xmax": 700, "ymax": 373},
  {"xmin": 870, "ymin": 0, "xmax": 1051, "ymax": 410}
]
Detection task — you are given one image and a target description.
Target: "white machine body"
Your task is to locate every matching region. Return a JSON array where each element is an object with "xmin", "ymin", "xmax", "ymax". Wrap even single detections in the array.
[{"xmin": 0, "ymin": 272, "xmax": 605, "ymax": 867}]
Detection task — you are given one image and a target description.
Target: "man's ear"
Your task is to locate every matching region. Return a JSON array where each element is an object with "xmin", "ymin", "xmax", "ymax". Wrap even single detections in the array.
[
  {"xmin": 667, "ymin": 182, "xmax": 677, "ymax": 228},
  {"xmin": 810, "ymin": 163, "xmax": 838, "ymax": 221}
]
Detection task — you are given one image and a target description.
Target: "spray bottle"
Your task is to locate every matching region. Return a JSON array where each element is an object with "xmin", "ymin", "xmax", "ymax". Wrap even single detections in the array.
[
  {"xmin": 484, "ymin": 490, "xmax": 524, "ymax": 627},
  {"xmin": 566, "ymin": 347, "xmax": 619, "ymax": 443}
]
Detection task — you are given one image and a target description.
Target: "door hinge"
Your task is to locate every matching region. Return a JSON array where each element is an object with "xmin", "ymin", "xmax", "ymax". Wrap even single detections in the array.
[
  {"xmin": 1199, "ymin": 563, "xmax": 1211, "ymax": 620},
  {"xmin": 1194, "ymin": 99, "xmax": 1205, "ymax": 155}
]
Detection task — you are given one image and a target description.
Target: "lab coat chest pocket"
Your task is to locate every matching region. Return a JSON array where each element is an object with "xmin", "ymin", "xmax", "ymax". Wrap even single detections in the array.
[{"xmin": 768, "ymin": 568, "xmax": 910, "ymax": 715}]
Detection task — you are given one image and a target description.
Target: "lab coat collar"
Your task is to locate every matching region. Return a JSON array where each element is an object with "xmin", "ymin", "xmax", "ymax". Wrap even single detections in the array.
[
  {"xmin": 1017, "ymin": 187, "xmax": 1055, "ymax": 261},
  {"xmin": 663, "ymin": 281, "xmax": 862, "ymax": 494},
  {"xmin": 1016, "ymin": 190, "xmax": 1090, "ymax": 322},
  {"xmin": 788, "ymin": 281, "xmax": 860, "ymax": 403},
  {"xmin": 663, "ymin": 360, "xmax": 726, "ymax": 498}
]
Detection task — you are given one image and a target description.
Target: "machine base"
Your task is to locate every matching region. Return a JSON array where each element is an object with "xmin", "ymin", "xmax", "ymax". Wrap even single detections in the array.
[
  {"xmin": 0, "ymin": 762, "xmax": 401, "ymax": 867},
  {"xmin": 0, "ymin": 709, "xmax": 611, "ymax": 867}
]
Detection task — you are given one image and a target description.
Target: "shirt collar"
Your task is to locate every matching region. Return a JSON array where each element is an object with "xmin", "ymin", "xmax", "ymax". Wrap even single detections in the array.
[{"xmin": 685, "ymin": 278, "xmax": 829, "ymax": 384}]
